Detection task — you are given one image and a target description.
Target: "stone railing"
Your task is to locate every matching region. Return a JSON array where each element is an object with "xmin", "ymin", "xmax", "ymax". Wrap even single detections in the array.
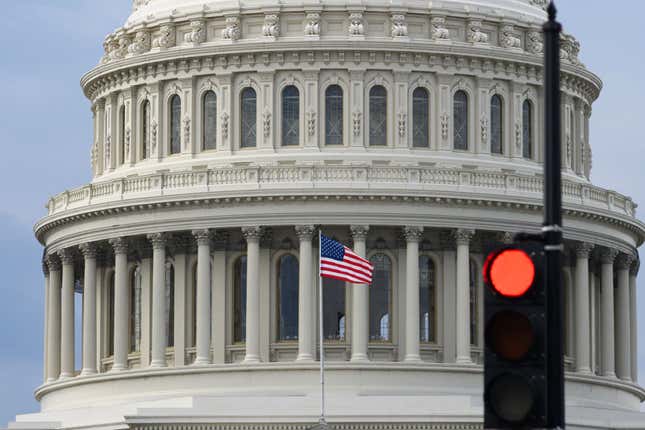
[{"xmin": 45, "ymin": 165, "xmax": 636, "ymax": 219}]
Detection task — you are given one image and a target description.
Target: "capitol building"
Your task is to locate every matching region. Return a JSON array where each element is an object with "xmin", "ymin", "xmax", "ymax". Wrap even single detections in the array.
[{"xmin": 9, "ymin": 0, "xmax": 645, "ymax": 428}]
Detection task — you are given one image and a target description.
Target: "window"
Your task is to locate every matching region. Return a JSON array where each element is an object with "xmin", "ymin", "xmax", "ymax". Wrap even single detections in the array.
[
  {"xmin": 369, "ymin": 86, "xmax": 387, "ymax": 146},
  {"xmin": 419, "ymin": 255, "xmax": 436, "ymax": 343},
  {"xmin": 323, "ymin": 277, "xmax": 346, "ymax": 341},
  {"xmin": 119, "ymin": 105, "xmax": 126, "ymax": 164},
  {"xmin": 169, "ymin": 95, "xmax": 181, "ymax": 154},
  {"xmin": 325, "ymin": 85, "xmax": 343, "ymax": 145},
  {"xmin": 469, "ymin": 260, "xmax": 479, "ymax": 346},
  {"xmin": 233, "ymin": 256, "xmax": 247, "ymax": 343},
  {"xmin": 277, "ymin": 254, "xmax": 299, "ymax": 341},
  {"xmin": 369, "ymin": 253, "xmax": 392, "ymax": 341},
  {"xmin": 412, "ymin": 87, "xmax": 430, "ymax": 148},
  {"xmin": 240, "ymin": 88, "xmax": 257, "ymax": 148},
  {"xmin": 203, "ymin": 91, "xmax": 217, "ymax": 150},
  {"xmin": 190, "ymin": 263, "xmax": 197, "ymax": 348},
  {"xmin": 282, "ymin": 86, "xmax": 300, "ymax": 146},
  {"xmin": 453, "ymin": 90, "xmax": 469, "ymax": 150},
  {"xmin": 106, "ymin": 272, "xmax": 115, "ymax": 357},
  {"xmin": 129, "ymin": 267, "xmax": 142, "ymax": 353},
  {"xmin": 165, "ymin": 263, "xmax": 175, "ymax": 348},
  {"xmin": 141, "ymin": 100, "xmax": 150, "ymax": 160},
  {"xmin": 490, "ymin": 95, "xmax": 503, "ymax": 154},
  {"xmin": 522, "ymin": 100, "xmax": 533, "ymax": 159}
]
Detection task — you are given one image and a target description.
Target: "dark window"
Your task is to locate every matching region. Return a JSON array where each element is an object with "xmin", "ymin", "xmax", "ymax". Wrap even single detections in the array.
[
  {"xmin": 369, "ymin": 86, "xmax": 387, "ymax": 146},
  {"xmin": 454, "ymin": 90, "xmax": 469, "ymax": 150},
  {"xmin": 325, "ymin": 85, "xmax": 343, "ymax": 145},
  {"xmin": 369, "ymin": 253, "xmax": 392, "ymax": 341},
  {"xmin": 241, "ymin": 88, "xmax": 257, "ymax": 148},
  {"xmin": 419, "ymin": 255, "xmax": 436, "ymax": 343},
  {"xmin": 166, "ymin": 263, "xmax": 175, "ymax": 347},
  {"xmin": 203, "ymin": 91, "xmax": 217, "ymax": 150},
  {"xmin": 491, "ymin": 95, "xmax": 503, "ymax": 154},
  {"xmin": 129, "ymin": 267, "xmax": 141, "ymax": 353},
  {"xmin": 119, "ymin": 105, "xmax": 126, "ymax": 164},
  {"xmin": 277, "ymin": 254, "xmax": 299, "ymax": 341},
  {"xmin": 169, "ymin": 95, "xmax": 181, "ymax": 154},
  {"xmin": 323, "ymin": 277, "xmax": 346, "ymax": 341},
  {"xmin": 234, "ymin": 256, "xmax": 248, "ymax": 343},
  {"xmin": 469, "ymin": 260, "xmax": 478, "ymax": 346},
  {"xmin": 141, "ymin": 100, "xmax": 150, "ymax": 160},
  {"xmin": 523, "ymin": 100, "xmax": 533, "ymax": 159},
  {"xmin": 282, "ymin": 86, "xmax": 300, "ymax": 146},
  {"xmin": 412, "ymin": 87, "xmax": 430, "ymax": 148}
]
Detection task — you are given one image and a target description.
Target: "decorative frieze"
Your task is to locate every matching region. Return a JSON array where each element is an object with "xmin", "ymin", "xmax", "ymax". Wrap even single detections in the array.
[
  {"xmin": 500, "ymin": 24, "xmax": 521, "ymax": 49},
  {"xmin": 431, "ymin": 17, "xmax": 450, "ymax": 40},
  {"xmin": 263, "ymin": 15, "xmax": 280, "ymax": 38},
  {"xmin": 348, "ymin": 13, "xmax": 364, "ymax": 36},
  {"xmin": 391, "ymin": 14, "xmax": 408, "ymax": 38},
  {"xmin": 527, "ymin": 30, "xmax": 543, "ymax": 54},
  {"xmin": 184, "ymin": 20, "xmax": 206, "ymax": 45},
  {"xmin": 304, "ymin": 13, "xmax": 320, "ymax": 36},
  {"xmin": 467, "ymin": 20, "xmax": 488, "ymax": 44},
  {"xmin": 152, "ymin": 24, "xmax": 176, "ymax": 49},
  {"xmin": 222, "ymin": 16, "xmax": 241, "ymax": 41}
]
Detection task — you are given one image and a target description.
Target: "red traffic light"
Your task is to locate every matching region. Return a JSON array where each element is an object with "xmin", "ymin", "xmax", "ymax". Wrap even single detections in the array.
[{"xmin": 485, "ymin": 248, "xmax": 535, "ymax": 298}]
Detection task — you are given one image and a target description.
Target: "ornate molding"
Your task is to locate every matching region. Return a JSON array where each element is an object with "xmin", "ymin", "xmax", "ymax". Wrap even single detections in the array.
[
  {"xmin": 45, "ymin": 254, "xmax": 61, "ymax": 272},
  {"xmin": 599, "ymin": 247, "xmax": 619, "ymax": 265},
  {"xmin": 403, "ymin": 226, "xmax": 423, "ymax": 242},
  {"xmin": 147, "ymin": 232, "xmax": 168, "ymax": 250},
  {"xmin": 574, "ymin": 242, "xmax": 594, "ymax": 259},
  {"xmin": 348, "ymin": 13, "xmax": 364, "ymax": 36},
  {"xmin": 453, "ymin": 229, "xmax": 475, "ymax": 246},
  {"xmin": 295, "ymin": 225, "xmax": 316, "ymax": 241},
  {"xmin": 57, "ymin": 248, "xmax": 75, "ymax": 265},
  {"xmin": 242, "ymin": 226, "xmax": 264, "ymax": 242},
  {"xmin": 79, "ymin": 242, "xmax": 99, "ymax": 259},
  {"xmin": 304, "ymin": 13, "xmax": 320, "ymax": 36},
  {"xmin": 430, "ymin": 17, "xmax": 450, "ymax": 40},
  {"xmin": 391, "ymin": 14, "xmax": 408, "ymax": 38},
  {"xmin": 350, "ymin": 225, "xmax": 370, "ymax": 241},
  {"xmin": 192, "ymin": 229, "xmax": 212, "ymax": 246},
  {"xmin": 262, "ymin": 15, "xmax": 280, "ymax": 38},
  {"xmin": 467, "ymin": 20, "xmax": 488, "ymax": 44},
  {"xmin": 109, "ymin": 237, "xmax": 129, "ymax": 255},
  {"xmin": 222, "ymin": 16, "xmax": 241, "ymax": 41},
  {"xmin": 615, "ymin": 253, "xmax": 636, "ymax": 271},
  {"xmin": 184, "ymin": 20, "xmax": 206, "ymax": 45}
]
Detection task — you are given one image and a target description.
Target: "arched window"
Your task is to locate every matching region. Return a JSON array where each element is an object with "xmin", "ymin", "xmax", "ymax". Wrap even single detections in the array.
[
  {"xmin": 453, "ymin": 90, "xmax": 469, "ymax": 150},
  {"xmin": 369, "ymin": 86, "xmax": 387, "ymax": 146},
  {"xmin": 119, "ymin": 105, "xmax": 126, "ymax": 164},
  {"xmin": 281, "ymin": 86, "xmax": 300, "ymax": 146},
  {"xmin": 277, "ymin": 254, "xmax": 299, "ymax": 341},
  {"xmin": 106, "ymin": 272, "xmax": 115, "ymax": 357},
  {"xmin": 129, "ymin": 267, "xmax": 142, "ymax": 353},
  {"xmin": 325, "ymin": 85, "xmax": 343, "ymax": 145},
  {"xmin": 240, "ymin": 88, "xmax": 257, "ymax": 148},
  {"xmin": 490, "ymin": 95, "xmax": 503, "ymax": 154},
  {"xmin": 419, "ymin": 255, "xmax": 436, "ymax": 343},
  {"xmin": 369, "ymin": 253, "xmax": 392, "ymax": 341},
  {"xmin": 522, "ymin": 100, "xmax": 533, "ymax": 159},
  {"xmin": 165, "ymin": 263, "xmax": 175, "ymax": 348},
  {"xmin": 323, "ymin": 277, "xmax": 346, "ymax": 341},
  {"xmin": 141, "ymin": 100, "xmax": 150, "ymax": 160},
  {"xmin": 203, "ymin": 91, "xmax": 217, "ymax": 151},
  {"xmin": 169, "ymin": 95, "xmax": 181, "ymax": 155},
  {"xmin": 469, "ymin": 260, "xmax": 479, "ymax": 346},
  {"xmin": 412, "ymin": 87, "xmax": 430, "ymax": 148},
  {"xmin": 233, "ymin": 256, "xmax": 248, "ymax": 343}
]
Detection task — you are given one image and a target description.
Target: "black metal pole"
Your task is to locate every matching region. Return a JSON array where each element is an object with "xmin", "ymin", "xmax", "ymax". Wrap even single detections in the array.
[{"xmin": 543, "ymin": 2, "xmax": 564, "ymax": 428}]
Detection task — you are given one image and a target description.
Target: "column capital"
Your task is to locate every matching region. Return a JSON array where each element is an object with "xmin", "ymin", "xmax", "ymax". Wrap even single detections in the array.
[
  {"xmin": 615, "ymin": 253, "xmax": 636, "ymax": 271},
  {"xmin": 147, "ymin": 232, "xmax": 169, "ymax": 250},
  {"xmin": 599, "ymin": 248, "xmax": 619, "ymax": 264},
  {"xmin": 575, "ymin": 242, "xmax": 595, "ymax": 259},
  {"xmin": 498, "ymin": 231, "xmax": 514, "ymax": 245},
  {"xmin": 192, "ymin": 229, "xmax": 212, "ymax": 246},
  {"xmin": 57, "ymin": 248, "xmax": 75, "ymax": 265},
  {"xmin": 350, "ymin": 225, "xmax": 370, "ymax": 241},
  {"xmin": 295, "ymin": 225, "xmax": 316, "ymax": 241},
  {"xmin": 453, "ymin": 229, "xmax": 475, "ymax": 246},
  {"xmin": 109, "ymin": 237, "xmax": 129, "ymax": 255},
  {"xmin": 242, "ymin": 226, "xmax": 264, "ymax": 242},
  {"xmin": 630, "ymin": 258, "xmax": 640, "ymax": 276},
  {"xmin": 403, "ymin": 226, "xmax": 424, "ymax": 243},
  {"xmin": 79, "ymin": 243, "xmax": 99, "ymax": 259},
  {"xmin": 42, "ymin": 259, "xmax": 49, "ymax": 275}
]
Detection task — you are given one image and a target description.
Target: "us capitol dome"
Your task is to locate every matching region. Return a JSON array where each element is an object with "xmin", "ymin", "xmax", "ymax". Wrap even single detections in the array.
[{"xmin": 11, "ymin": 0, "xmax": 645, "ymax": 428}]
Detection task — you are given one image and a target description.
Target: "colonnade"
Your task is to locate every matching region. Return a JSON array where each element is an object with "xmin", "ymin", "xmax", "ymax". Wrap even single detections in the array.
[{"xmin": 41, "ymin": 225, "xmax": 639, "ymax": 385}]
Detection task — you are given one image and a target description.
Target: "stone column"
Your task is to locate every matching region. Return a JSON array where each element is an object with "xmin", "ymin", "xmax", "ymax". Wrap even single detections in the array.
[
  {"xmin": 242, "ymin": 227, "xmax": 263, "ymax": 364},
  {"xmin": 58, "ymin": 248, "xmax": 75, "ymax": 379},
  {"xmin": 600, "ymin": 248, "xmax": 618, "ymax": 378},
  {"xmin": 46, "ymin": 255, "xmax": 61, "ymax": 382},
  {"xmin": 42, "ymin": 262, "xmax": 50, "ymax": 382},
  {"xmin": 79, "ymin": 243, "xmax": 98, "ymax": 376},
  {"xmin": 193, "ymin": 230, "xmax": 212, "ymax": 365},
  {"xmin": 630, "ymin": 260, "xmax": 639, "ymax": 382},
  {"xmin": 295, "ymin": 225, "xmax": 315, "ymax": 361},
  {"xmin": 148, "ymin": 233, "xmax": 168, "ymax": 368},
  {"xmin": 615, "ymin": 253, "xmax": 634, "ymax": 381},
  {"xmin": 109, "ymin": 238, "xmax": 129, "ymax": 371},
  {"xmin": 350, "ymin": 225, "xmax": 369, "ymax": 362},
  {"xmin": 404, "ymin": 226, "xmax": 423, "ymax": 362},
  {"xmin": 574, "ymin": 242, "xmax": 594, "ymax": 374},
  {"xmin": 455, "ymin": 229, "xmax": 475, "ymax": 364}
]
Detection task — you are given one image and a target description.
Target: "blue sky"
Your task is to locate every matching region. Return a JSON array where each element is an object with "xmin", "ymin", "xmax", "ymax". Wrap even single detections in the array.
[{"xmin": 0, "ymin": 0, "xmax": 644, "ymax": 425}]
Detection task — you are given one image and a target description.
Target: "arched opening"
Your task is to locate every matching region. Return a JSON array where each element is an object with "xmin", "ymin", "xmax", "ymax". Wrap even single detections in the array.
[
  {"xmin": 490, "ymin": 94, "xmax": 503, "ymax": 154},
  {"xmin": 141, "ymin": 100, "xmax": 150, "ymax": 160},
  {"xmin": 169, "ymin": 95, "xmax": 181, "ymax": 155},
  {"xmin": 453, "ymin": 90, "xmax": 469, "ymax": 150},
  {"xmin": 325, "ymin": 85, "xmax": 343, "ymax": 145},
  {"xmin": 281, "ymin": 86, "xmax": 300, "ymax": 146},
  {"xmin": 522, "ymin": 100, "xmax": 533, "ymax": 159},
  {"xmin": 202, "ymin": 91, "xmax": 217, "ymax": 150},
  {"xmin": 369, "ymin": 85, "xmax": 387, "ymax": 146},
  {"xmin": 412, "ymin": 87, "xmax": 430, "ymax": 148},
  {"xmin": 240, "ymin": 88, "xmax": 257, "ymax": 148}
]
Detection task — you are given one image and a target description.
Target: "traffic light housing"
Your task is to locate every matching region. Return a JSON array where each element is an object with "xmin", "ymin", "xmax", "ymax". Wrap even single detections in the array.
[{"xmin": 483, "ymin": 241, "xmax": 547, "ymax": 428}]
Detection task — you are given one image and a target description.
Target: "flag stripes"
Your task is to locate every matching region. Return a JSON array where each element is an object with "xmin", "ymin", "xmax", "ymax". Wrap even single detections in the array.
[{"xmin": 319, "ymin": 234, "xmax": 374, "ymax": 285}]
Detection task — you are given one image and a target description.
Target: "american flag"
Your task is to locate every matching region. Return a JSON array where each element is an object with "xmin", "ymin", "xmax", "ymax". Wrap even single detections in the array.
[{"xmin": 320, "ymin": 234, "xmax": 373, "ymax": 285}]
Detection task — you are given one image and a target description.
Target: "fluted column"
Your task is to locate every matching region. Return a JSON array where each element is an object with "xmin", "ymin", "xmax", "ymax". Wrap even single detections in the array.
[
  {"xmin": 46, "ymin": 255, "xmax": 61, "ymax": 382},
  {"xmin": 109, "ymin": 238, "xmax": 129, "ymax": 371},
  {"xmin": 455, "ymin": 229, "xmax": 475, "ymax": 364},
  {"xmin": 242, "ymin": 227, "xmax": 263, "ymax": 364},
  {"xmin": 615, "ymin": 253, "xmax": 634, "ymax": 381},
  {"xmin": 42, "ymin": 262, "xmax": 50, "ymax": 382},
  {"xmin": 295, "ymin": 225, "xmax": 315, "ymax": 362},
  {"xmin": 574, "ymin": 242, "xmax": 594, "ymax": 374},
  {"xmin": 193, "ymin": 230, "xmax": 212, "ymax": 365},
  {"xmin": 600, "ymin": 248, "xmax": 618, "ymax": 378},
  {"xmin": 630, "ymin": 260, "xmax": 639, "ymax": 382},
  {"xmin": 404, "ymin": 226, "xmax": 423, "ymax": 362},
  {"xmin": 79, "ymin": 243, "xmax": 98, "ymax": 376},
  {"xmin": 58, "ymin": 248, "xmax": 75, "ymax": 379},
  {"xmin": 148, "ymin": 233, "xmax": 168, "ymax": 368},
  {"xmin": 350, "ymin": 225, "xmax": 369, "ymax": 362}
]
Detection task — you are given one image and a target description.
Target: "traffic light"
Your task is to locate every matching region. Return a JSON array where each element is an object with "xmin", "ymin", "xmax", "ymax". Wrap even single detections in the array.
[{"xmin": 483, "ymin": 242, "xmax": 547, "ymax": 428}]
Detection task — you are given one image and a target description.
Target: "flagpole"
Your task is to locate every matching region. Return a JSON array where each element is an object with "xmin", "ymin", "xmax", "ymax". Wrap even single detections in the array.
[{"xmin": 318, "ymin": 229, "xmax": 326, "ymax": 425}]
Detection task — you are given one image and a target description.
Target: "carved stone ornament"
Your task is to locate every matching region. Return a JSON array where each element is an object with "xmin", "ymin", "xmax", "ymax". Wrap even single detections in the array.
[
  {"xmin": 348, "ymin": 13, "xmax": 364, "ymax": 36},
  {"xmin": 453, "ymin": 229, "xmax": 475, "ymax": 246},
  {"xmin": 45, "ymin": 254, "xmax": 62, "ymax": 272},
  {"xmin": 192, "ymin": 229, "xmax": 211, "ymax": 246},
  {"xmin": 108, "ymin": 237, "xmax": 129, "ymax": 255},
  {"xmin": 132, "ymin": 0, "xmax": 150, "ymax": 12},
  {"xmin": 57, "ymin": 248, "xmax": 75, "ymax": 265},
  {"xmin": 403, "ymin": 226, "xmax": 423, "ymax": 242},
  {"xmin": 91, "ymin": 141, "xmax": 98, "ymax": 172},
  {"xmin": 526, "ymin": 31, "xmax": 543, "ymax": 54},
  {"xmin": 515, "ymin": 122, "xmax": 522, "ymax": 150},
  {"xmin": 263, "ymin": 14, "xmax": 280, "ymax": 38},
  {"xmin": 222, "ymin": 16, "xmax": 241, "ymax": 41},
  {"xmin": 352, "ymin": 111, "xmax": 362, "ymax": 136},
  {"xmin": 128, "ymin": 30, "xmax": 151, "ymax": 55},
  {"xmin": 242, "ymin": 226, "xmax": 265, "ymax": 241},
  {"xmin": 104, "ymin": 135, "xmax": 111, "ymax": 166},
  {"xmin": 468, "ymin": 20, "xmax": 488, "ymax": 44},
  {"xmin": 350, "ymin": 225, "xmax": 370, "ymax": 241},
  {"xmin": 79, "ymin": 243, "xmax": 98, "ymax": 259},
  {"xmin": 147, "ymin": 232, "xmax": 168, "ymax": 249},
  {"xmin": 575, "ymin": 242, "xmax": 594, "ymax": 259},
  {"xmin": 221, "ymin": 112, "xmax": 229, "ymax": 139},
  {"xmin": 304, "ymin": 13, "xmax": 320, "ymax": 36},
  {"xmin": 307, "ymin": 110, "xmax": 316, "ymax": 136},
  {"xmin": 566, "ymin": 134, "xmax": 573, "ymax": 167},
  {"xmin": 150, "ymin": 121, "xmax": 158, "ymax": 151},
  {"xmin": 398, "ymin": 112, "xmax": 407, "ymax": 137},
  {"xmin": 263, "ymin": 109, "xmax": 272, "ymax": 138},
  {"xmin": 431, "ymin": 16, "xmax": 450, "ymax": 40},
  {"xmin": 440, "ymin": 113, "xmax": 449, "ymax": 140},
  {"xmin": 182, "ymin": 116, "xmax": 190, "ymax": 149},
  {"xmin": 184, "ymin": 20, "xmax": 206, "ymax": 44},
  {"xmin": 152, "ymin": 24, "xmax": 176, "ymax": 49},
  {"xmin": 391, "ymin": 14, "xmax": 408, "ymax": 38},
  {"xmin": 599, "ymin": 248, "xmax": 619, "ymax": 264},
  {"xmin": 500, "ymin": 24, "xmax": 521, "ymax": 49},
  {"xmin": 480, "ymin": 115, "xmax": 488, "ymax": 146},
  {"xmin": 295, "ymin": 225, "xmax": 316, "ymax": 241},
  {"xmin": 125, "ymin": 127, "xmax": 131, "ymax": 158}
]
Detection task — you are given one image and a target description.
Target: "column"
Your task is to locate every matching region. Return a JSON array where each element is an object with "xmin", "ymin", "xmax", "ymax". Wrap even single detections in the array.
[
  {"xmin": 46, "ymin": 255, "xmax": 61, "ymax": 383},
  {"xmin": 79, "ymin": 243, "xmax": 98, "ymax": 376},
  {"xmin": 600, "ymin": 248, "xmax": 618, "ymax": 378},
  {"xmin": 350, "ymin": 225, "xmax": 369, "ymax": 362},
  {"xmin": 109, "ymin": 238, "xmax": 129, "ymax": 371},
  {"xmin": 615, "ymin": 253, "xmax": 634, "ymax": 381},
  {"xmin": 404, "ymin": 226, "xmax": 423, "ymax": 362},
  {"xmin": 211, "ymin": 233, "xmax": 227, "ymax": 364},
  {"xmin": 630, "ymin": 260, "xmax": 639, "ymax": 382},
  {"xmin": 574, "ymin": 242, "xmax": 594, "ymax": 374},
  {"xmin": 455, "ymin": 229, "xmax": 475, "ymax": 364},
  {"xmin": 58, "ymin": 248, "xmax": 75, "ymax": 379},
  {"xmin": 42, "ymin": 262, "xmax": 50, "ymax": 382},
  {"xmin": 148, "ymin": 233, "xmax": 168, "ymax": 368},
  {"xmin": 139, "ymin": 245, "xmax": 153, "ymax": 368},
  {"xmin": 242, "ymin": 227, "xmax": 263, "ymax": 364},
  {"xmin": 295, "ymin": 225, "xmax": 315, "ymax": 362},
  {"xmin": 193, "ymin": 230, "xmax": 212, "ymax": 365}
]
